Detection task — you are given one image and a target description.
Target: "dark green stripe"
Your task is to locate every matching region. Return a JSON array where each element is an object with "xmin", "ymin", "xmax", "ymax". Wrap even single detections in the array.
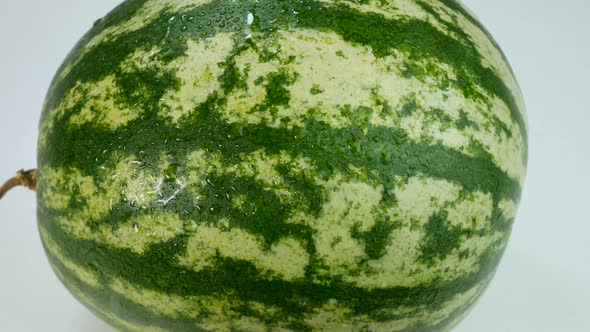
[
  {"xmin": 44, "ymin": 231, "xmax": 313, "ymax": 331},
  {"xmin": 436, "ymin": 0, "xmax": 514, "ymax": 75},
  {"xmin": 40, "ymin": 0, "xmax": 527, "ymax": 145},
  {"xmin": 413, "ymin": 0, "xmax": 523, "ymax": 140},
  {"xmin": 46, "ymin": 241, "xmax": 478, "ymax": 332},
  {"xmin": 40, "ymin": 92, "xmax": 521, "ymax": 203},
  {"xmin": 39, "ymin": 215, "xmax": 506, "ymax": 330},
  {"xmin": 43, "ymin": 243, "xmax": 208, "ymax": 332},
  {"xmin": 298, "ymin": 0, "xmax": 526, "ymax": 143}
]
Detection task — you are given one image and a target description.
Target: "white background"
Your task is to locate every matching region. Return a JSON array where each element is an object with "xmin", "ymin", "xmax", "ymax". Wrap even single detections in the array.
[{"xmin": 0, "ymin": 0, "xmax": 588, "ymax": 331}]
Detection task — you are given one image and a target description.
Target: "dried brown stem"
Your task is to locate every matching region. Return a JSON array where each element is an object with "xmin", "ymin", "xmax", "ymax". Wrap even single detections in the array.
[{"xmin": 0, "ymin": 169, "xmax": 37, "ymax": 199}]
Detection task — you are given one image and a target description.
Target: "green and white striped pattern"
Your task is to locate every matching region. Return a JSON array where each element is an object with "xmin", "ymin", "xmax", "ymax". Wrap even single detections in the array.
[{"xmin": 36, "ymin": 0, "xmax": 527, "ymax": 331}]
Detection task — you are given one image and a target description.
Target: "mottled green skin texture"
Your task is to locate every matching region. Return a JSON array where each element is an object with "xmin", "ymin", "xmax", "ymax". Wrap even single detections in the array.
[{"xmin": 37, "ymin": 0, "xmax": 526, "ymax": 331}]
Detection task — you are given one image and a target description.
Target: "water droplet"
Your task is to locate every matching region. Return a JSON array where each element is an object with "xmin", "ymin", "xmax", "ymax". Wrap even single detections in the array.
[
  {"xmin": 180, "ymin": 25, "xmax": 188, "ymax": 32},
  {"xmin": 247, "ymin": 12, "xmax": 254, "ymax": 26}
]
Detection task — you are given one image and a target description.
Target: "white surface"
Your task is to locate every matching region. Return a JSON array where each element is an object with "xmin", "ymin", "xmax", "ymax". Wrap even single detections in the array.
[{"xmin": 0, "ymin": 0, "xmax": 588, "ymax": 331}]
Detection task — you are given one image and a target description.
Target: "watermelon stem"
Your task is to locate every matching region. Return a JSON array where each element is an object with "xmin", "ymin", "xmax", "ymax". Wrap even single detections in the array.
[{"xmin": 0, "ymin": 169, "xmax": 37, "ymax": 199}]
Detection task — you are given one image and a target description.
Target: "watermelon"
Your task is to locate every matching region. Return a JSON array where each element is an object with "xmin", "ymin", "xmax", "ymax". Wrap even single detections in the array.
[{"xmin": 33, "ymin": 0, "xmax": 527, "ymax": 331}]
